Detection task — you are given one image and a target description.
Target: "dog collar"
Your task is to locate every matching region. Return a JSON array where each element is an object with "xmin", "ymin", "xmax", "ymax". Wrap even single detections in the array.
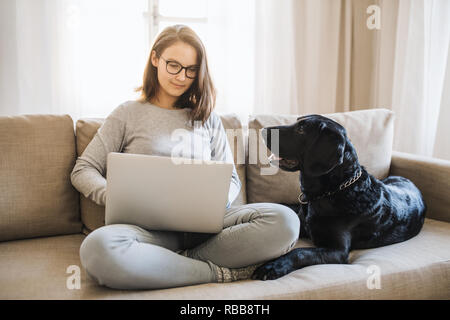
[{"xmin": 298, "ymin": 168, "xmax": 363, "ymax": 205}]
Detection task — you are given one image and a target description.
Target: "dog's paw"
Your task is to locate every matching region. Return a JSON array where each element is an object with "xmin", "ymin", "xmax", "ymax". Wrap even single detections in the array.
[{"xmin": 251, "ymin": 258, "xmax": 293, "ymax": 281}]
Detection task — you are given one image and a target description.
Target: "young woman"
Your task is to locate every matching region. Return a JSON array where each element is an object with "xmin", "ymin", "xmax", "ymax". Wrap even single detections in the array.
[{"xmin": 71, "ymin": 25, "xmax": 299, "ymax": 290}]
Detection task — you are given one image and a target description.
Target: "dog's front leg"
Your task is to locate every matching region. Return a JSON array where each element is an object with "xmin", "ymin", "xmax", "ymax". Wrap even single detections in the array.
[
  {"xmin": 252, "ymin": 231, "xmax": 351, "ymax": 281},
  {"xmin": 251, "ymin": 247, "xmax": 349, "ymax": 281}
]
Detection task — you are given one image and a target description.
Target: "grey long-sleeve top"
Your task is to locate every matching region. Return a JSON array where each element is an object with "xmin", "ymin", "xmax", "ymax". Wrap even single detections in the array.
[{"xmin": 70, "ymin": 100, "xmax": 241, "ymax": 208}]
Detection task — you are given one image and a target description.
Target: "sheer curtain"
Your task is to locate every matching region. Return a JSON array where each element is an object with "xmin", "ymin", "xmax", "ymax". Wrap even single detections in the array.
[
  {"xmin": 253, "ymin": 0, "xmax": 298, "ymax": 115},
  {"xmin": 254, "ymin": 0, "xmax": 450, "ymax": 160},
  {"xmin": 391, "ymin": 0, "xmax": 450, "ymax": 159},
  {"xmin": 0, "ymin": 0, "xmax": 255, "ymax": 124},
  {"xmin": 0, "ymin": 0, "xmax": 149, "ymax": 123},
  {"xmin": 155, "ymin": 0, "xmax": 256, "ymax": 121},
  {"xmin": 206, "ymin": 0, "xmax": 255, "ymax": 120},
  {"xmin": 1, "ymin": 0, "xmax": 449, "ymax": 160}
]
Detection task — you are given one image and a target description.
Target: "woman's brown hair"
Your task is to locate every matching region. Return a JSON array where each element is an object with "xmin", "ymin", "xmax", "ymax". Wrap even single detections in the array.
[{"xmin": 135, "ymin": 24, "xmax": 216, "ymax": 126}]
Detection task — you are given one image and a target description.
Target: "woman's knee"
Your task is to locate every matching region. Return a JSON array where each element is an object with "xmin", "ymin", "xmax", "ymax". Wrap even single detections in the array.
[
  {"xmin": 79, "ymin": 224, "xmax": 139, "ymax": 287},
  {"xmin": 262, "ymin": 203, "xmax": 300, "ymax": 253},
  {"xmin": 80, "ymin": 224, "xmax": 135, "ymax": 263}
]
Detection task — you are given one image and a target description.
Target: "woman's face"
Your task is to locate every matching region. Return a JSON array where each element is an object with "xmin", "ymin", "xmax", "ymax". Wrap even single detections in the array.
[{"xmin": 151, "ymin": 41, "xmax": 198, "ymax": 101}]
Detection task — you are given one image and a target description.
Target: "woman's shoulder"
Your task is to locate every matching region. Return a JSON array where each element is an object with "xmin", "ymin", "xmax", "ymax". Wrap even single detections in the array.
[
  {"xmin": 121, "ymin": 99, "xmax": 143, "ymax": 110},
  {"xmin": 109, "ymin": 100, "xmax": 142, "ymax": 117},
  {"xmin": 205, "ymin": 109, "xmax": 223, "ymax": 128},
  {"xmin": 202, "ymin": 110, "xmax": 229, "ymax": 141}
]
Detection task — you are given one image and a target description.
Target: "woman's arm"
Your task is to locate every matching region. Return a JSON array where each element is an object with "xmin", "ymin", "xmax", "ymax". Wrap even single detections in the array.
[
  {"xmin": 70, "ymin": 104, "xmax": 128, "ymax": 206},
  {"xmin": 209, "ymin": 112, "xmax": 242, "ymax": 208}
]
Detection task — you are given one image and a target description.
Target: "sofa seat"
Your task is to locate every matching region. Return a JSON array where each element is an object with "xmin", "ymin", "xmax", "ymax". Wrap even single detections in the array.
[{"xmin": 1, "ymin": 218, "xmax": 448, "ymax": 300}]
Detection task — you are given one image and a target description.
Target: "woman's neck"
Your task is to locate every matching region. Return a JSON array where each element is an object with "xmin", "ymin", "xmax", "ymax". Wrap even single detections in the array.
[{"xmin": 150, "ymin": 93, "xmax": 177, "ymax": 110}]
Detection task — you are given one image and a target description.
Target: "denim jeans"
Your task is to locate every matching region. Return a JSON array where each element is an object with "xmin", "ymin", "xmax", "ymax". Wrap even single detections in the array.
[{"xmin": 79, "ymin": 203, "xmax": 300, "ymax": 290}]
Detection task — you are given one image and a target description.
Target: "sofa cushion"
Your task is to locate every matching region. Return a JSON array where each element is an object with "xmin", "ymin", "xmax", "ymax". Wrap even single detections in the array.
[
  {"xmin": 246, "ymin": 108, "xmax": 395, "ymax": 204},
  {"xmin": 75, "ymin": 113, "xmax": 247, "ymax": 235},
  {"xmin": 74, "ymin": 118, "xmax": 107, "ymax": 235},
  {"xmin": 215, "ymin": 114, "xmax": 247, "ymax": 206},
  {"xmin": 0, "ymin": 114, "xmax": 82, "ymax": 241},
  {"xmin": 0, "ymin": 218, "xmax": 448, "ymax": 299}
]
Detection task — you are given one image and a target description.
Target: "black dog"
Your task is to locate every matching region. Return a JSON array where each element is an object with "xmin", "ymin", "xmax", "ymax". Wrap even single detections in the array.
[{"xmin": 252, "ymin": 115, "xmax": 426, "ymax": 280}]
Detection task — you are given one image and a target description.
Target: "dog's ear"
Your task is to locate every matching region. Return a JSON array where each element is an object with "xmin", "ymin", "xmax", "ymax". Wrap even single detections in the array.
[{"xmin": 303, "ymin": 124, "xmax": 345, "ymax": 176}]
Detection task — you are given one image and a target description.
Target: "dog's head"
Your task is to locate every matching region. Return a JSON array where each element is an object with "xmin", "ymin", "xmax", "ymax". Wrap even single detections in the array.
[{"xmin": 261, "ymin": 115, "xmax": 347, "ymax": 176}]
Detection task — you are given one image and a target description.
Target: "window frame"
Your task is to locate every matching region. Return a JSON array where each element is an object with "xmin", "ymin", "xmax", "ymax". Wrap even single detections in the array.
[{"xmin": 144, "ymin": 0, "xmax": 208, "ymax": 42}]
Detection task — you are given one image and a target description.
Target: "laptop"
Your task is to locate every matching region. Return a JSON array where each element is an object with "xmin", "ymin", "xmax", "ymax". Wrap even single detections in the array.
[{"xmin": 105, "ymin": 152, "xmax": 234, "ymax": 233}]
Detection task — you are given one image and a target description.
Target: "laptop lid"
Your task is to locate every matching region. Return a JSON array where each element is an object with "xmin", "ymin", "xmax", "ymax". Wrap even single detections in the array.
[{"xmin": 105, "ymin": 152, "xmax": 233, "ymax": 233}]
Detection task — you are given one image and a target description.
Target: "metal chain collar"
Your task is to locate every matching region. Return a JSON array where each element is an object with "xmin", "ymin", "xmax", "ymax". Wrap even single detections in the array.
[{"xmin": 298, "ymin": 168, "xmax": 363, "ymax": 205}]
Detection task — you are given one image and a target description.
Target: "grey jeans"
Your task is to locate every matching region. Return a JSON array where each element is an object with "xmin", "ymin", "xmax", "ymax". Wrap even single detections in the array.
[{"xmin": 79, "ymin": 203, "xmax": 300, "ymax": 290}]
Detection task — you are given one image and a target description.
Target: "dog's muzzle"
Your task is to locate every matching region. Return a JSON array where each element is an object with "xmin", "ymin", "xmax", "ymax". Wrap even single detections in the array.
[{"xmin": 268, "ymin": 153, "xmax": 299, "ymax": 168}]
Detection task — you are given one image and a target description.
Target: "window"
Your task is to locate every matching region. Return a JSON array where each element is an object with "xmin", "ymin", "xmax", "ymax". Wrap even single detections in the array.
[
  {"xmin": 143, "ymin": 0, "xmax": 256, "ymax": 119},
  {"xmin": 145, "ymin": 0, "xmax": 208, "ymax": 46},
  {"xmin": 0, "ymin": 0, "xmax": 254, "ymax": 122}
]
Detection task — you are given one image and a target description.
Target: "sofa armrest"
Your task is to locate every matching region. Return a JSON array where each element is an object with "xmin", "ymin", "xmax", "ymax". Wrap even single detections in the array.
[{"xmin": 389, "ymin": 151, "xmax": 450, "ymax": 223}]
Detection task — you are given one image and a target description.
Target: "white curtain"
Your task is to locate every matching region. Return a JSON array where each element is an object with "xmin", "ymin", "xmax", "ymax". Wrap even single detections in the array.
[
  {"xmin": 202, "ymin": 0, "xmax": 255, "ymax": 121},
  {"xmin": 391, "ymin": 0, "xmax": 450, "ymax": 159},
  {"xmin": 0, "ymin": 0, "xmax": 256, "ymax": 124},
  {"xmin": 1, "ymin": 0, "xmax": 449, "ymax": 160},
  {"xmin": 254, "ymin": 0, "xmax": 450, "ymax": 160},
  {"xmin": 253, "ymin": 0, "xmax": 298, "ymax": 115},
  {"xmin": 155, "ymin": 0, "xmax": 256, "ymax": 121},
  {"xmin": 0, "ymin": 0, "xmax": 148, "ymax": 123}
]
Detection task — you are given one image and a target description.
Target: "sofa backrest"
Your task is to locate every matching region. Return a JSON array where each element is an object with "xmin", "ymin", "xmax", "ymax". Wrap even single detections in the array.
[
  {"xmin": 0, "ymin": 114, "xmax": 82, "ymax": 241},
  {"xmin": 246, "ymin": 109, "xmax": 395, "ymax": 204},
  {"xmin": 75, "ymin": 108, "xmax": 394, "ymax": 235},
  {"xmin": 74, "ymin": 114, "xmax": 247, "ymax": 234},
  {"xmin": 0, "ymin": 108, "xmax": 395, "ymax": 240}
]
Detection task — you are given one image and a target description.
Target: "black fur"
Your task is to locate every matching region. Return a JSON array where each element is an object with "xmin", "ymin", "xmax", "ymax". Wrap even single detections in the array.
[{"xmin": 252, "ymin": 115, "xmax": 426, "ymax": 280}]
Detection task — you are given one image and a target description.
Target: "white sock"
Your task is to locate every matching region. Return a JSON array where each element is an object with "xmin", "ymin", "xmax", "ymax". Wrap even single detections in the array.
[
  {"xmin": 178, "ymin": 249, "xmax": 262, "ymax": 283},
  {"xmin": 208, "ymin": 261, "xmax": 262, "ymax": 283}
]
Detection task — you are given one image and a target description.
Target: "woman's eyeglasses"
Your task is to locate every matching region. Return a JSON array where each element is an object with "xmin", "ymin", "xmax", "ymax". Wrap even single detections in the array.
[{"xmin": 159, "ymin": 56, "xmax": 199, "ymax": 79}]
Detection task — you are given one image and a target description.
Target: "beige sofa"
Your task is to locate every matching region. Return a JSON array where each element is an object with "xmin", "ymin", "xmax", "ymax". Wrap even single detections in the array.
[{"xmin": 0, "ymin": 108, "xmax": 449, "ymax": 300}]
